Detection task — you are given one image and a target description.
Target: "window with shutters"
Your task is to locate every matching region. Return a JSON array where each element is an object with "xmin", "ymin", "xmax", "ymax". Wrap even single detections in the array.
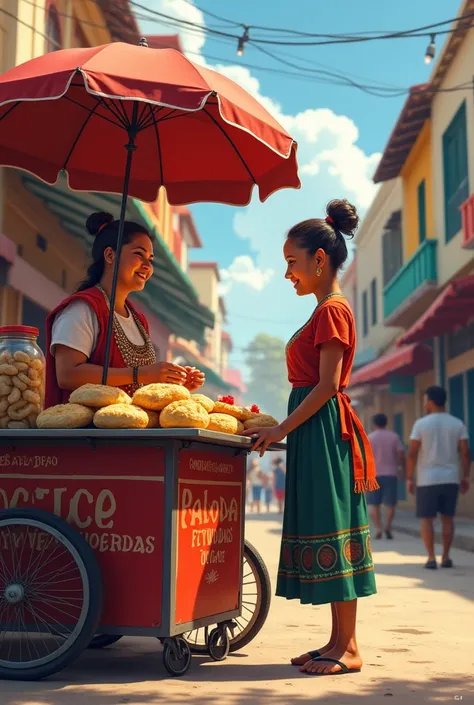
[
  {"xmin": 443, "ymin": 101, "xmax": 469, "ymax": 242},
  {"xmin": 382, "ymin": 210, "xmax": 403, "ymax": 287},
  {"xmin": 370, "ymin": 278, "xmax": 377, "ymax": 325},
  {"xmin": 362, "ymin": 290, "xmax": 369, "ymax": 337},
  {"xmin": 417, "ymin": 179, "xmax": 427, "ymax": 243}
]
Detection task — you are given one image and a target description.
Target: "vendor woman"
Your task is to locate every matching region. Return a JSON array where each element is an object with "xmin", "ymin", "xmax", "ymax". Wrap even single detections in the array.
[{"xmin": 46, "ymin": 211, "xmax": 205, "ymax": 406}]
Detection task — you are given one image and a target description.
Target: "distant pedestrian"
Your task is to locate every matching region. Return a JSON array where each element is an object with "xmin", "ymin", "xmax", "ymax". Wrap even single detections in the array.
[
  {"xmin": 407, "ymin": 386, "xmax": 471, "ymax": 570},
  {"xmin": 272, "ymin": 456, "xmax": 286, "ymax": 513},
  {"xmin": 247, "ymin": 458, "xmax": 264, "ymax": 513},
  {"xmin": 261, "ymin": 467, "xmax": 273, "ymax": 512},
  {"xmin": 367, "ymin": 413, "xmax": 405, "ymax": 540}
]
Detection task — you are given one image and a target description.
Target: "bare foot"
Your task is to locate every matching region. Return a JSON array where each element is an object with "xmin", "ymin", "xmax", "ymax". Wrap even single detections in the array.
[
  {"xmin": 290, "ymin": 643, "xmax": 333, "ymax": 666},
  {"xmin": 299, "ymin": 647, "xmax": 363, "ymax": 675}
]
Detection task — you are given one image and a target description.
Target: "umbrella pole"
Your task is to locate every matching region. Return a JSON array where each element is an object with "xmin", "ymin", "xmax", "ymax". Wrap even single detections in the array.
[{"xmin": 102, "ymin": 101, "xmax": 139, "ymax": 385}]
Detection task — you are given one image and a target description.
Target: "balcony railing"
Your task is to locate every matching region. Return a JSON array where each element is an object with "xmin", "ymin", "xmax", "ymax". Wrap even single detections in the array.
[
  {"xmin": 461, "ymin": 193, "xmax": 474, "ymax": 249},
  {"xmin": 383, "ymin": 239, "xmax": 438, "ymax": 320}
]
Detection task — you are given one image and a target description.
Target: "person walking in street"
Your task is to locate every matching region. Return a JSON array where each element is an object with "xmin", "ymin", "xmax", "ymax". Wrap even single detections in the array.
[
  {"xmin": 367, "ymin": 413, "xmax": 405, "ymax": 540},
  {"xmin": 262, "ymin": 466, "xmax": 274, "ymax": 512},
  {"xmin": 407, "ymin": 386, "xmax": 471, "ymax": 570},
  {"xmin": 272, "ymin": 456, "xmax": 286, "ymax": 513},
  {"xmin": 247, "ymin": 457, "xmax": 264, "ymax": 513},
  {"xmin": 243, "ymin": 199, "xmax": 377, "ymax": 677}
]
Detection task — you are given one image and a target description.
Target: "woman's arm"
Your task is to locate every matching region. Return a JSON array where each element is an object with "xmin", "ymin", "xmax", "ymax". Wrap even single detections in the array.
[
  {"xmin": 242, "ymin": 339, "xmax": 345, "ymax": 454},
  {"xmin": 54, "ymin": 345, "xmax": 187, "ymax": 391}
]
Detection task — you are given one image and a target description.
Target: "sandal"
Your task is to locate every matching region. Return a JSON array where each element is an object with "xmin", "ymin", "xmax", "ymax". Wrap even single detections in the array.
[
  {"xmin": 425, "ymin": 560, "xmax": 437, "ymax": 570},
  {"xmin": 304, "ymin": 656, "xmax": 361, "ymax": 676},
  {"xmin": 291, "ymin": 649, "xmax": 321, "ymax": 665}
]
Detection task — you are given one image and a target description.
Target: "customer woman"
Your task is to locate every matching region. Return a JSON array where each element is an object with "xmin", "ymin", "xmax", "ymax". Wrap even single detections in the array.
[
  {"xmin": 46, "ymin": 211, "xmax": 204, "ymax": 405},
  {"xmin": 243, "ymin": 200, "xmax": 378, "ymax": 676}
]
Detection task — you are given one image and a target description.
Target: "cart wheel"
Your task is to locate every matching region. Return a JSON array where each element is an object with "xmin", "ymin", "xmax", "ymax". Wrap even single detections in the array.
[
  {"xmin": 88, "ymin": 635, "xmax": 122, "ymax": 649},
  {"xmin": 162, "ymin": 637, "xmax": 191, "ymax": 677},
  {"xmin": 184, "ymin": 539, "xmax": 271, "ymax": 654},
  {"xmin": 0, "ymin": 508, "xmax": 103, "ymax": 681},
  {"xmin": 207, "ymin": 626, "xmax": 230, "ymax": 661}
]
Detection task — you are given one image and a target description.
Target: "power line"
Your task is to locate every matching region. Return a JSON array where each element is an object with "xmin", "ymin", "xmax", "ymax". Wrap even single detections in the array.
[
  {"xmin": 127, "ymin": 2, "xmax": 474, "ymax": 48},
  {"xmin": 9, "ymin": 1, "xmax": 474, "ymax": 100}
]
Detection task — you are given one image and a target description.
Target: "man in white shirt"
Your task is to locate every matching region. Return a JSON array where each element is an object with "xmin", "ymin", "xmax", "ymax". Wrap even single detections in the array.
[{"xmin": 407, "ymin": 386, "xmax": 471, "ymax": 570}]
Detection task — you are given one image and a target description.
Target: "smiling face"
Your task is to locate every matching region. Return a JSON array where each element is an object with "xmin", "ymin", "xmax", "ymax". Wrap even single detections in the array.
[
  {"xmin": 284, "ymin": 238, "xmax": 326, "ymax": 297},
  {"xmin": 105, "ymin": 233, "xmax": 154, "ymax": 293}
]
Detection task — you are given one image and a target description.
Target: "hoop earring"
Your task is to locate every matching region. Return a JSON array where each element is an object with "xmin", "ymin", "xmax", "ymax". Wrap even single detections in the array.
[{"xmin": 316, "ymin": 266, "xmax": 322, "ymax": 277}]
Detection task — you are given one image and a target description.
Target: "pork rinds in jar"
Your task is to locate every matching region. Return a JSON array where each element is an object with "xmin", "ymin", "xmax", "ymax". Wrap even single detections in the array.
[
  {"xmin": 27, "ymin": 413, "xmax": 38, "ymax": 428},
  {"xmin": 0, "ymin": 375, "xmax": 12, "ymax": 385},
  {"xmin": 23, "ymin": 389, "xmax": 41, "ymax": 405},
  {"xmin": 8, "ymin": 387, "xmax": 21, "ymax": 404},
  {"xmin": 8, "ymin": 400, "xmax": 33, "ymax": 421},
  {"xmin": 8, "ymin": 421, "xmax": 28, "ymax": 429},
  {"xmin": 12, "ymin": 375, "xmax": 27, "ymax": 391},
  {"xmin": 13, "ymin": 351, "xmax": 31, "ymax": 364},
  {"xmin": 29, "ymin": 359, "xmax": 44, "ymax": 371},
  {"xmin": 0, "ymin": 364, "xmax": 19, "ymax": 376},
  {"xmin": 0, "ymin": 352, "xmax": 14, "ymax": 366},
  {"xmin": 14, "ymin": 362, "xmax": 29, "ymax": 373},
  {"xmin": 0, "ymin": 399, "xmax": 8, "ymax": 414},
  {"xmin": 0, "ymin": 383, "xmax": 11, "ymax": 396}
]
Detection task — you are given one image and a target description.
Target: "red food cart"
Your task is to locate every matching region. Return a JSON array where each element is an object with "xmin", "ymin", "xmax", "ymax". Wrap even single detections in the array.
[{"xmin": 0, "ymin": 427, "xmax": 280, "ymax": 680}]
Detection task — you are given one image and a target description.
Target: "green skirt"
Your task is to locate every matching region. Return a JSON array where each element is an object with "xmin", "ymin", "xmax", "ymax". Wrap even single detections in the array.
[{"xmin": 276, "ymin": 387, "xmax": 377, "ymax": 605}]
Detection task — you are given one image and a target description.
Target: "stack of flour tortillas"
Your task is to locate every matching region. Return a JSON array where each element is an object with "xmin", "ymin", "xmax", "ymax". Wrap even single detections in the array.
[{"xmin": 37, "ymin": 385, "xmax": 278, "ymax": 433}]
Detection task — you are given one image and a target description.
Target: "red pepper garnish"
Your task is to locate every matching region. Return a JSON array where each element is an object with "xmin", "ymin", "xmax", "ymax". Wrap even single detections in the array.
[
  {"xmin": 221, "ymin": 395, "xmax": 235, "ymax": 405},
  {"xmin": 250, "ymin": 404, "xmax": 260, "ymax": 413}
]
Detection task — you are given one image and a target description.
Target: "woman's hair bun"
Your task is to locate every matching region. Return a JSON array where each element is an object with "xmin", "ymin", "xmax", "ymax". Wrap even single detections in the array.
[
  {"xmin": 326, "ymin": 199, "xmax": 359, "ymax": 238},
  {"xmin": 86, "ymin": 211, "xmax": 114, "ymax": 236}
]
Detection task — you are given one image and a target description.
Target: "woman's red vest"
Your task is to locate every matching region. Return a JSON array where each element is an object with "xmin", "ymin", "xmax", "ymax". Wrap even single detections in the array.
[{"xmin": 45, "ymin": 287, "xmax": 149, "ymax": 408}]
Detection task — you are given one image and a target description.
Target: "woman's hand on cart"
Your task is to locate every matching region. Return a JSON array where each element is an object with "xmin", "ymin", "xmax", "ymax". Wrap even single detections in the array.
[
  {"xmin": 242, "ymin": 426, "xmax": 285, "ymax": 456},
  {"xmin": 183, "ymin": 366, "xmax": 206, "ymax": 391}
]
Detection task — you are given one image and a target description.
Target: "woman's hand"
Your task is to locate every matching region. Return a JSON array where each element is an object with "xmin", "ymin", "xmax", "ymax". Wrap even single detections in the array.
[
  {"xmin": 141, "ymin": 361, "xmax": 187, "ymax": 385},
  {"xmin": 241, "ymin": 426, "xmax": 285, "ymax": 456},
  {"xmin": 184, "ymin": 366, "xmax": 206, "ymax": 391}
]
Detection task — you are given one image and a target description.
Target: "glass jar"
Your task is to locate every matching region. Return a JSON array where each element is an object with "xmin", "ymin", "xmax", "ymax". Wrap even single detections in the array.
[{"xmin": 0, "ymin": 326, "xmax": 45, "ymax": 430}]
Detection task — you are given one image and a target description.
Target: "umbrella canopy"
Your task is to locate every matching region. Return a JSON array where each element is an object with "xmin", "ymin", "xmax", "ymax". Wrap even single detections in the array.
[{"xmin": 0, "ymin": 41, "xmax": 300, "ymax": 206}]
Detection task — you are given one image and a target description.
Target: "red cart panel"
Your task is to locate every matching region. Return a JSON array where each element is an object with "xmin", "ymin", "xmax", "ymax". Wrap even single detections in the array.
[
  {"xmin": 175, "ymin": 449, "xmax": 244, "ymax": 625},
  {"xmin": 0, "ymin": 445, "xmax": 165, "ymax": 628}
]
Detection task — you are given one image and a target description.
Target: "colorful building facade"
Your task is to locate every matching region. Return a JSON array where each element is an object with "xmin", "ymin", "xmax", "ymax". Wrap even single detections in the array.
[{"xmin": 348, "ymin": 0, "xmax": 474, "ymax": 517}]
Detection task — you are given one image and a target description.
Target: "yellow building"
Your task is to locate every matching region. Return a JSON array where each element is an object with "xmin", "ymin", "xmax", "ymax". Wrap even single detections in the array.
[{"xmin": 350, "ymin": 0, "xmax": 474, "ymax": 517}]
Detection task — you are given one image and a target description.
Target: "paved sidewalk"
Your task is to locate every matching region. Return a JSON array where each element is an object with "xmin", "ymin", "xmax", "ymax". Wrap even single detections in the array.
[
  {"xmin": 393, "ymin": 507, "xmax": 474, "ymax": 552},
  {"xmin": 2, "ymin": 512, "xmax": 474, "ymax": 704}
]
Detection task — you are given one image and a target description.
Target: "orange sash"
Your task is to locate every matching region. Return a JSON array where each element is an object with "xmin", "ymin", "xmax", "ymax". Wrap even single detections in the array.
[{"xmin": 337, "ymin": 391, "xmax": 380, "ymax": 494}]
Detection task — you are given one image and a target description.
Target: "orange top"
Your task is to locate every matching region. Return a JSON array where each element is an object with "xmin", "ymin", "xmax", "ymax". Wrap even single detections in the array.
[{"xmin": 286, "ymin": 297, "xmax": 378, "ymax": 493}]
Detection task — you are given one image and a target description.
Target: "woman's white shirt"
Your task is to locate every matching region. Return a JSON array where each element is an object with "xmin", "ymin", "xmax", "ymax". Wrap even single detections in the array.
[{"xmin": 51, "ymin": 300, "xmax": 144, "ymax": 358}]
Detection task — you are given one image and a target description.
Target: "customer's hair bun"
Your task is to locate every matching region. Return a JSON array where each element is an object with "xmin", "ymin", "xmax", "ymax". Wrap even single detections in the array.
[
  {"xmin": 86, "ymin": 211, "xmax": 114, "ymax": 236},
  {"xmin": 326, "ymin": 199, "xmax": 359, "ymax": 238}
]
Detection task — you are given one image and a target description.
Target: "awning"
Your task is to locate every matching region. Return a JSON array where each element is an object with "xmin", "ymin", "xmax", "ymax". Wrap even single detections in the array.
[
  {"xmin": 350, "ymin": 343, "xmax": 433, "ymax": 386},
  {"xmin": 20, "ymin": 173, "xmax": 214, "ymax": 344},
  {"xmin": 397, "ymin": 275, "xmax": 474, "ymax": 346}
]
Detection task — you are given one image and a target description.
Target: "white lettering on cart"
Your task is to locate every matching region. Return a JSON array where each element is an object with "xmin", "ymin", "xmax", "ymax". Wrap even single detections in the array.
[
  {"xmin": 189, "ymin": 459, "xmax": 233, "ymax": 475},
  {"xmin": 0, "ymin": 483, "xmax": 157, "ymax": 555},
  {"xmin": 0, "ymin": 454, "xmax": 58, "ymax": 468},
  {"xmin": 180, "ymin": 488, "xmax": 238, "ymax": 529},
  {"xmin": 200, "ymin": 549, "xmax": 226, "ymax": 565}
]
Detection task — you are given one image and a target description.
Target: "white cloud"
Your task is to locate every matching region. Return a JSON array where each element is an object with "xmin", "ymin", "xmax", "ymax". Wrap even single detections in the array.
[
  {"xmin": 140, "ymin": 2, "xmax": 381, "ymax": 358},
  {"xmin": 220, "ymin": 255, "xmax": 274, "ymax": 293}
]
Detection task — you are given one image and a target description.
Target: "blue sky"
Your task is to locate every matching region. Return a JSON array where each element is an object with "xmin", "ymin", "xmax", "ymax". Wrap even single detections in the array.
[{"xmin": 141, "ymin": 0, "xmax": 460, "ymax": 373}]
